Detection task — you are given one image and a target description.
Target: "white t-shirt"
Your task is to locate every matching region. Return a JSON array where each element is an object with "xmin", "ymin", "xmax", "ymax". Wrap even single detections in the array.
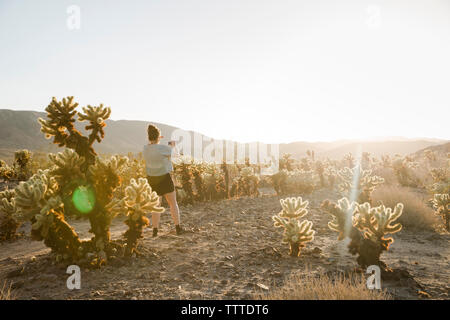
[{"xmin": 143, "ymin": 144, "xmax": 173, "ymax": 176}]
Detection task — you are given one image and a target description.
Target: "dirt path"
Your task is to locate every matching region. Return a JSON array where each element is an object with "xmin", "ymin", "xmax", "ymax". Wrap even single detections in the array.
[{"xmin": 1, "ymin": 190, "xmax": 449, "ymax": 300}]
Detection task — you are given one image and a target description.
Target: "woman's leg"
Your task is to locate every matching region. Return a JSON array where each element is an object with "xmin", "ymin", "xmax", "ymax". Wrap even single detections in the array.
[
  {"xmin": 151, "ymin": 196, "xmax": 163, "ymax": 229},
  {"xmin": 164, "ymin": 191, "xmax": 180, "ymax": 226}
]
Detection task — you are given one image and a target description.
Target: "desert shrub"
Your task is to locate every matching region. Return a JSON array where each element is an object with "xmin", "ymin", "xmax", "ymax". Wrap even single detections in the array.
[
  {"xmin": 372, "ymin": 186, "xmax": 437, "ymax": 231},
  {"xmin": 255, "ymin": 271, "xmax": 389, "ymax": 300},
  {"xmin": 272, "ymin": 197, "xmax": 315, "ymax": 257},
  {"xmin": 431, "ymin": 194, "xmax": 449, "ymax": 231},
  {"xmin": 321, "ymin": 197, "xmax": 403, "ymax": 268},
  {"xmin": 337, "ymin": 166, "xmax": 384, "ymax": 204}
]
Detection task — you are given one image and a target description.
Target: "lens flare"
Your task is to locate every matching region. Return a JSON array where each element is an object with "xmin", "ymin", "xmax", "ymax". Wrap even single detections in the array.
[
  {"xmin": 72, "ymin": 185, "xmax": 96, "ymax": 214},
  {"xmin": 345, "ymin": 144, "xmax": 363, "ymax": 238}
]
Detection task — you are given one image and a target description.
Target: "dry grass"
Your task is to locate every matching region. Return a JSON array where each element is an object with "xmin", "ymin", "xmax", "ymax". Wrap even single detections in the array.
[
  {"xmin": 255, "ymin": 271, "xmax": 390, "ymax": 300},
  {"xmin": 0, "ymin": 281, "xmax": 15, "ymax": 300},
  {"xmin": 372, "ymin": 185, "xmax": 437, "ymax": 230}
]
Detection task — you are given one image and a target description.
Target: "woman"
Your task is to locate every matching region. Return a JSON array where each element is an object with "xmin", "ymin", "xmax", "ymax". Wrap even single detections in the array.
[{"xmin": 143, "ymin": 124, "xmax": 183, "ymax": 236}]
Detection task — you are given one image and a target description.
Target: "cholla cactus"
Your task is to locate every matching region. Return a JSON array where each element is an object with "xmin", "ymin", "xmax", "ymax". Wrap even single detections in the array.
[
  {"xmin": 424, "ymin": 149, "xmax": 437, "ymax": 163},
  {"xmin": 380, "ymin": 155, "xmax": 391, "ymax": 168},
  {"xmin": 230, "ymin": 166, "xmax": 260, "ymax": 198},
  {"xmin": 354, "ymin": 202, "xmax": 403, "ymax": 249},
  {"xmin": 200, "ymin": 164, "xmax": 227, "ymax": 201},
  {"xmin": 4, "ymin": 97, "xmax": 164, "ymax": 267},
  {"xmin": 122, "ymin": 178, "xmax": 164, "ymax": 255},
  {"xmin": 0, "ymin": 150, "xmax": 32, "ymax": 182},
  {"xmin": 337, "ymin": 166, "xmax": 384, "ymax": 204},
  {"xmin": 0, "ymin": 160, "xmax": 14, "ymax": 181},
  {"xmin": 48, "ymin": 148, "xmax": 86, "ymax": 187},
  {"xmin": 0, "ymin": 189, "xmax": 20, "ymax": 241},
  {"xmin": 429, "ymin": 167, "xmax": 449, "ymax": 195},
  {"xmin": 269, "ymin": 170, "xmax": 288, "ymax": 195},
  {"xmin": 272, "ymin": 197, "xmax": 315, "ymax": 257},
  {"xmin": 114, "ymin": 154, "xmax": 146, "ymax": 199},
  {"xmin": 174, "ymin": 157, "xmax": 195, "ymax": 204},
  {"xmin": 321, "ymin": 197, "xmax": 403, "ymax": 268},
  {"xmin": 324, "ymin": 166, "xmax": 338, "ymax": 189},
  {"xmin": 344, "ymin": 153, "xmax": 355, "ymax": 168},
  {"xmin": 314, "ymin": 161, "xmax": 325, "ymax": 187},
  {"xmin": 431, "ymin": 194, "xmax": 449, "ymax": 231},
  {"xmin": 279, "ymin": 153, "xmax": 295, "ymax": 171},
  {"xmin": 83, "ymin": 155, "xmax": 128, "ymax": 264},
  {"xmin": 38, "ymin": 96, "xmax": 111, "ymax": 168},
  {"xmin": 13, "ymin": 169, "xmax": 82, "ymax": 259},
  {"xmin": 13, "ymin": 150, "xmax": 32, "ymax": 180}
]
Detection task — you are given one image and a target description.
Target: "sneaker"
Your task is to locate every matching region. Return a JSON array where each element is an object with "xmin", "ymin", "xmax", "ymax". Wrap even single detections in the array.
[{"xmin": 152, "ymin": 228, "xmax": 158, "ymax": 237}]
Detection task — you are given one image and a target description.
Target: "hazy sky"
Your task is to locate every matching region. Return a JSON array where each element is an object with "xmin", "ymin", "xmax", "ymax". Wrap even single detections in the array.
[{"xmin": 0, "ymin": 0, "xmax": 449, "ymax": 143}]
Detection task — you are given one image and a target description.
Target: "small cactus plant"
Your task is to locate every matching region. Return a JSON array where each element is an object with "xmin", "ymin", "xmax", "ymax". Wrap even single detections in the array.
[{"xmin": 272, "ymin": 197, "xmax": 315, "ymax": 257}]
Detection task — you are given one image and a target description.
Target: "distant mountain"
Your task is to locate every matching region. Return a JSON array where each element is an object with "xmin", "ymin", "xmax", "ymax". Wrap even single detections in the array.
[
  {"xmin": 413, "ymin": 142, "xmax": 450, "ymax": 158},
  {"xmin": 316, "ymin": 140, "xmax": 446, "ymax": 159},
  {"xmin": 0, "ymin": 109, "xmax": 447, "ymax": 162}
]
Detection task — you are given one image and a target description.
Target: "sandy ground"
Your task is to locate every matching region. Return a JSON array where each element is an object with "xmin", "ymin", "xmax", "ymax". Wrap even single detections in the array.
[{"xmin": 0, "ymin": 188, "xmax": 449, "ymax": 300}]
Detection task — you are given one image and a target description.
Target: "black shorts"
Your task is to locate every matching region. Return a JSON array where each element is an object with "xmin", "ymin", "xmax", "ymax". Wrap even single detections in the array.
[{"xmin": 146, "ymin": 173, "xmax": 175, "ymax": 196}]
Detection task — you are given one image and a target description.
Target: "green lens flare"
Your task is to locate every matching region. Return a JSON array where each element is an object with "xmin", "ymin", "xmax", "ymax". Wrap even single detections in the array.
[{"xmin": 72, "ymin": 185, "xmax": 96, "ymax": 214}]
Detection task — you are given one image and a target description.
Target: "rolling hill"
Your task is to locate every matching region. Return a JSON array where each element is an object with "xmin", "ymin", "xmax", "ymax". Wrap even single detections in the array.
[{"xmin": 0, "ymin": 109, "xmax": 447, "ymax": 162}]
